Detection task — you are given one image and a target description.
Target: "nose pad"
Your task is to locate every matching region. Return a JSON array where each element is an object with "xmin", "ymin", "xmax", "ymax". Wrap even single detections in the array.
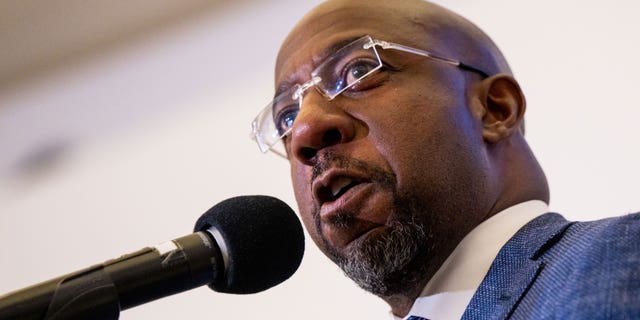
[{"xmin": 289, "ymin": 93, "xmax": 356, "ymax": 164}]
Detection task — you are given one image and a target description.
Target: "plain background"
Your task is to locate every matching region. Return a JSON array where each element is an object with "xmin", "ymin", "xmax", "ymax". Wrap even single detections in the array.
[{"xmin": 1, "ymin": 1, "xmax": 639, "ymax": 319}]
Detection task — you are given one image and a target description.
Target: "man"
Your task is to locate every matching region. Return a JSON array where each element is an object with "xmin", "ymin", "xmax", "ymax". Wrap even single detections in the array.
[{"xmin": 251, "ymin": 0, "xmax": 640, "ymax": 318}]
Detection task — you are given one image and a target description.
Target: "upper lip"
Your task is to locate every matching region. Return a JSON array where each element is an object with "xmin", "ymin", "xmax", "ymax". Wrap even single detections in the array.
[{"xmin": 312, "ymin": 168, "xmax": 369, "ymax": 210}]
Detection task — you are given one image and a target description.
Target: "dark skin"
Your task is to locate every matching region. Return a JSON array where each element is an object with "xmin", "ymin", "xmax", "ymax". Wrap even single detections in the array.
[{"xmin": 275, "ymin": 0, "xmax": 549, "ymax": 316}]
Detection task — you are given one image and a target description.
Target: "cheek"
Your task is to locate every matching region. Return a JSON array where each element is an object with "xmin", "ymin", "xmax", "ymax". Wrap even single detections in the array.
[
  {"xmin": 289, "ymin": 162, "xmax": 320, "ymax": 240},
  {"xmin": 368, "ymin": 79, "xmax": 483, "ymax": 190}
]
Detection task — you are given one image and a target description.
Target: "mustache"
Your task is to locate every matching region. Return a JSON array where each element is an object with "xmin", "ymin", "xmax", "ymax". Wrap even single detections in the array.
[{"xmin": 310, "ymin": 151, "xmax": 397, "ymax": 187}]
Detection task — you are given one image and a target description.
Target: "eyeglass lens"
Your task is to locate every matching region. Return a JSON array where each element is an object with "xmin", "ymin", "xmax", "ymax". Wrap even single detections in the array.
[{"xmin": 256, "ymin": 36, "xmax": 382, "ymax": 155}]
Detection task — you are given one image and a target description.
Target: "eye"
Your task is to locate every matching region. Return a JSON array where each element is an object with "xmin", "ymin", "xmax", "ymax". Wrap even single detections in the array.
[
  {"xmin": 346, "ymin": 61, "xmax": 376, "ymax": 83},
  {"xmin": 273, "ymin": 105, "xmax": 299, "ymax": 136},
  {"xmin": 337, "ymin": 58, "xmax": 381, "ymax": 92}
]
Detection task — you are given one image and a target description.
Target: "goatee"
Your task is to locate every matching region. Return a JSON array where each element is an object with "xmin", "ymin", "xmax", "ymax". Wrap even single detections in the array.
[{"xmin": 312, "ymin": 153, "xmax": 433, "ymax": 296}]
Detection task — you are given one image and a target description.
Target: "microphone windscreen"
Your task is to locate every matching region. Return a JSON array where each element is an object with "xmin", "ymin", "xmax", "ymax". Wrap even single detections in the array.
[{"xmin": 193, "ymin": 195, "xmax": 304, "ymax": 294}]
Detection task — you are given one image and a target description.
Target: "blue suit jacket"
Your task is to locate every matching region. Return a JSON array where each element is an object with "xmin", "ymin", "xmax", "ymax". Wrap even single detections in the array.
[{"xmin": 461, "ymin": 212, "xmax": 640, "ymax": 319}]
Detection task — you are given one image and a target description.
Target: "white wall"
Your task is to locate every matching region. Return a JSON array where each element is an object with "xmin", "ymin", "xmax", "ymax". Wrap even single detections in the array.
[{"xmin": 1, "ymin": 1, "xmax": 639, "ymax": 319}]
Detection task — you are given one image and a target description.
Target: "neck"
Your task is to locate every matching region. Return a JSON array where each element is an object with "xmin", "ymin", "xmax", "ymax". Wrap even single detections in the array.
[
  {"xmin": 487, "ymin": 135, "xmax": 549, "ymax": 217},
  {"xmin": 385, "ymin": 295, "xmax": 417, "ymax": 317}
]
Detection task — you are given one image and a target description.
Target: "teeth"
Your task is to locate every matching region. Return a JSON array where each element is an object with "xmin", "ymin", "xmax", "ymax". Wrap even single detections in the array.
[{"xmin": 331, "ymin": 177, "xmax": 353, "ymax": 198}]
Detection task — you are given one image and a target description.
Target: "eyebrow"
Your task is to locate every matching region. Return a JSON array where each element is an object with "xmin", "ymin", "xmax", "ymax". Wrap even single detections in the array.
[{"xmin": 274, "ymin": 36, "xmax": 365, "ymax": 98}]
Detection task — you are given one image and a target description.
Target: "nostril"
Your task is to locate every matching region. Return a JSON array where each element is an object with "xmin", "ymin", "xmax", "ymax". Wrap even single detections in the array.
[
  {"xmin": 297, "ymin": 128, "xmax": 343, "ymax": 161},
  {"xmin": 300, "ymin": 147, "xmax": 317, "ymax": 160},
  {"xmin": 291, "ymin": 111, "xmax": 354, "ymax": 163},
  {"xmin": 323, "ymin": 128, "xmax": 343, "ymax": 145}
]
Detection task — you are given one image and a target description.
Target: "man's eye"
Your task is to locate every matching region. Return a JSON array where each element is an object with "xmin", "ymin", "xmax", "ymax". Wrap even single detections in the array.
[
  {"xmin": 274, "ymin": 106, "xmax": 299, "ymax": 136},
  {"xmin": 337, "ymin": 59, "xmax": 380, "ymax": 91},
  {"xmin": 334, "ymin": 58, "xmax": 380, "ymax": 92}
]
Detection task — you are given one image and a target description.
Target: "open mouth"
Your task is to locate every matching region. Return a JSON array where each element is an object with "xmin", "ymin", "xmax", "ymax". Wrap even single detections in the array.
[
  {"xmin": 313, "ymin": 173, "xmax": 390, "ymax": 248},
  {"xmin": 312, "ymin": 169, "xmax": 382, "ymax": 228},
  {"xmin": 330, "ymin": 177, "xmax": 360, "ymax": 200},
  {"xmin": 316, "ymin": 176, "xmax": 363, "ymax": 205}
]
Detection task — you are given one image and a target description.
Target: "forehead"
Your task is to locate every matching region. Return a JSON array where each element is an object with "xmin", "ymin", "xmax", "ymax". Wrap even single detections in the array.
[{"xmin": 274, "ymin": 2, "xmax": 430, "ymax": 90}]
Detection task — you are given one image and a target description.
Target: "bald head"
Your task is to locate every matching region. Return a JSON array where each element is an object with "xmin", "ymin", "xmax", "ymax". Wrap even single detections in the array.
[{"xmin": 277, "ymin": 0, "xmax": 512, "ymax": 83}]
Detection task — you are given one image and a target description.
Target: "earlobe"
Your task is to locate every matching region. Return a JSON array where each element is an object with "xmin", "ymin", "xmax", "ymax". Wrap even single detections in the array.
[{"xmin": 479, "ymin": 74, "xmax": 526, "ymax": 143}]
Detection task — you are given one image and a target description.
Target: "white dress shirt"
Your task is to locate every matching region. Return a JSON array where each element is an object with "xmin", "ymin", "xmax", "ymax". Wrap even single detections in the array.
[{"xmin": 391, "ymin": 200, "xmax": 549, "ymax": 320}]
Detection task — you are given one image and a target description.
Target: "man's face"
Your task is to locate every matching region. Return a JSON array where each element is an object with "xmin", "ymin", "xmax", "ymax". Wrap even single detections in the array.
[{"xmin": 275, "ymin": 1, "xmax": 495, "ymax": 296}]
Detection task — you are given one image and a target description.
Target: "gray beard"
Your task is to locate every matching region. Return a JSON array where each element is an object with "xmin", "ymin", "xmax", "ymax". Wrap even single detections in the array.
[
  {"xmin": 335, "ymin": 211, "xmax": 430, "ymax": 296},
  {"xmin": 310, "ymin": 153, "xmax": 433, "ymax": 296}
]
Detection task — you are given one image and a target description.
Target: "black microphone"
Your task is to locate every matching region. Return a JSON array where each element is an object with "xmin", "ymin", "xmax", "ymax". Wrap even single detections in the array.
[{"xmin": 0, "ymin": 195, "xmax": 305, "ymax": 320}]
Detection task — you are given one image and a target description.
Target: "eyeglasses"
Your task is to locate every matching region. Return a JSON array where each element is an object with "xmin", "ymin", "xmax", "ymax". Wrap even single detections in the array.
[{"xmin": 250, "ymin": 35, "xmax": 489, "ymax": 158}]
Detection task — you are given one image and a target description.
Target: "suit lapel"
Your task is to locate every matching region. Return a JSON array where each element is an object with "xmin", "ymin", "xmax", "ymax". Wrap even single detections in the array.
[{"xmin": 461, "ymin": 213, "xmax": 573, "ymax": 319}]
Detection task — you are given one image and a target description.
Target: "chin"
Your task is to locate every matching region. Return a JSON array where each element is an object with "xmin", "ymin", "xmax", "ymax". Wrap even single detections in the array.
[{"xmin": 324, "ymin": 217, "xmax": 431, "ymax": 297}]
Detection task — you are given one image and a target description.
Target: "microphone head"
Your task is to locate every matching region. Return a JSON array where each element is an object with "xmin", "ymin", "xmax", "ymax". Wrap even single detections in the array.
[{"xmin": 194, "ymin": 195, "xmax": 305, "ymax": 294}]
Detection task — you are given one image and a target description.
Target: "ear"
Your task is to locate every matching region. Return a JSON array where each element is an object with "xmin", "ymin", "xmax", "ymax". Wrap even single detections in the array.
[{"xmin": 477, "ymin": 75, "xmax": 526, "ymax": 143}]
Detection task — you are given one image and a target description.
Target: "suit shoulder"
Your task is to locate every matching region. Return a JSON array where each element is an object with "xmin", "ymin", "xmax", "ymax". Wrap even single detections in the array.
[
  {"xmin": 523, "ymin": 212, "xmax": 640, "ymax": 317},
  {"xmin": 568, "ymin": 211, "xmax": 640, "ymax": 241}
]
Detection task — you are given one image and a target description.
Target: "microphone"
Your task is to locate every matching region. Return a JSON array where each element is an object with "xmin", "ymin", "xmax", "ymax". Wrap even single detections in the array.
[{"xmin": 0, "ymin": 195, "xmax": 305, "ymax": 320}]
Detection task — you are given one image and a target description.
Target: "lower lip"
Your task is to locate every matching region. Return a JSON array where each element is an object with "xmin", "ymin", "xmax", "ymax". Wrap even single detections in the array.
[
  {"xmin": 319, "ymin": 182, "xmax": 374, "ymax": 218},
  {"xmin": 319, "ymin": 183, "xmax": 392, "ymax": 248}
]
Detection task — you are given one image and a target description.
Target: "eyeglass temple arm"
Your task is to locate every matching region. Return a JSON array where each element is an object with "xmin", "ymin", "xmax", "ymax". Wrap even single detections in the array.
[{"xmin": 370, "ymin": 39, "xmax": 490, "ymax": 78}]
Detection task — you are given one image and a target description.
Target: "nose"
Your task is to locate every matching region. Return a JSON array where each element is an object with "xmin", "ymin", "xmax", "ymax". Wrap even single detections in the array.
[{"xmin": 289, "ymin": 92, "xmax": 356, "ymax": 164}]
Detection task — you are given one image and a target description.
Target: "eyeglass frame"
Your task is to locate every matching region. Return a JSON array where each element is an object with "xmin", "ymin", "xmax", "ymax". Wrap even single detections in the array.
[{"xmin": 251, "ymin": 35, "xmax": 490, "ymax": 158}]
